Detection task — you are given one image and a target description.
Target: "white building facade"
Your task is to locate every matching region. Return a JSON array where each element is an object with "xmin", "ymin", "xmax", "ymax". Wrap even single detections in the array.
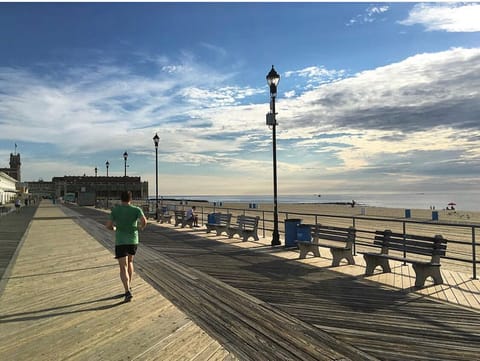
[{"xmin": 0, "ymin": 171, "xmax": 17, "ymax": 204}]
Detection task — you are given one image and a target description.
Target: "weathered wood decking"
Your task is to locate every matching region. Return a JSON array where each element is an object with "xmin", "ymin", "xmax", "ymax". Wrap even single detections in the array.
[
  {"xmin": 2, "ymin": 202, "xmax": 480, "ymax": 360},
  {"xmin": 0, "ymin": 202, "xmax": 234, "ymax": 361},
  {"xmin": 68, "ymin": 205, "xmax": 480, "ymax": 361}
]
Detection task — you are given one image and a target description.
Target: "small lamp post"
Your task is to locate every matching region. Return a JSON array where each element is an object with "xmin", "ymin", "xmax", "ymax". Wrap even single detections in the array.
[
  {"xmin": 123, "ymin": 151, "xmax": 128, "ymax": 177},
  {"xmin": 123, "ymin": 151, "xmax": 128, "ymax": 191},
  {"xmin": 153, "ymin": 133, "xmax": 160, "ymax": 221},
  {"xmin": 105, "ymin": 160, "xmax": 110, "ymax": 208},
  {"xmin": 266, "ymin": 65, "xmax": 281, "ymax": 246},
  {"xmin": 94, "ymin": 166, "xmax": 98, "ymax": 206}
]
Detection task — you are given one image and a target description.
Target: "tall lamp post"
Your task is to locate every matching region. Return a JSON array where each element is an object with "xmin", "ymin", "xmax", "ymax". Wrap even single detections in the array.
[
  {"xmin": 266, "ymin": 65, "xmax": 281, "ymax": 246},
  {"xmin": 105, "ymin": 160, "xmax": 110, "ymax": 208},
  {"xmin": 153, "ymin": 133, "xmax": 160, "ymax": 222}
]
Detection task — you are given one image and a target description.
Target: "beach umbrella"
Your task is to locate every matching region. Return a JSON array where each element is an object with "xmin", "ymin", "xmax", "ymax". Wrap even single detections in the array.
[{"xmin": 448, "ymin": 202, "xmax": 456, "ymax": 206}]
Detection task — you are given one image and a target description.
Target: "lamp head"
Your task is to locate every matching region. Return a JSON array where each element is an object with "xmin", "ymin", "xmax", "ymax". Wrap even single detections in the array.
[
  {"xmin": 153, "ymin": 133, "xmax": 160, "ymax": 147},
  {"xmin": 123, "ymin": 151, "xmax": 128, "ymax": 160},
  {"xmin": 266, "ymin": 65, "xmax": 280, "ymax": 96}
]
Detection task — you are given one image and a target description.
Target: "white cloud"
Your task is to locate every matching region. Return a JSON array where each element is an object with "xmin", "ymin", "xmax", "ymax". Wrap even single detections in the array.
[
  {"xmin": 2, "ymin": 46, "xmax": 480, "ymax": 195},
  {"xmin": 347, "ymin": 5, "xmax": 389, "ymax": 26},
  {"xmin": 400, "ymin": 3, "xmax": 480, "ymax": 32}
]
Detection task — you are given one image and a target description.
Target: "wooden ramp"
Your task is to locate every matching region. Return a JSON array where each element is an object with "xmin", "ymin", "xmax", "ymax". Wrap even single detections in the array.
[{"xmin": 68, "ymin": 205, "xmax": 480, "ymax": 361}]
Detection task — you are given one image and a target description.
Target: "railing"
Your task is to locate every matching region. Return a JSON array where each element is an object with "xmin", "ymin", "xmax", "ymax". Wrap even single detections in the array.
[{"xmin": 142, "ymin": 200, "xmax": 480, "ymax": 279}]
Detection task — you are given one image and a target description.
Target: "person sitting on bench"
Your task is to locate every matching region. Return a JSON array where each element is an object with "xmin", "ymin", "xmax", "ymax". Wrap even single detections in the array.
[{"xmin": 185, "ymin": 206, "xmax": 199, "ymax": 227}]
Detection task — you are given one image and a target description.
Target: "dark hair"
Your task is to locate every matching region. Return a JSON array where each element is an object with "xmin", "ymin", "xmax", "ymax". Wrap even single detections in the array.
[{"xmin": 121, "ymin": 191, "xmax": 132, "ymax": 202}]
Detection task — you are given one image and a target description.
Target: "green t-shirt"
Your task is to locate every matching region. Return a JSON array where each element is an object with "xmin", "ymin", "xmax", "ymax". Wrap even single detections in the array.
[{"xmin": 109, "ymin": 204, "xmax": 144, "ymax": 245}]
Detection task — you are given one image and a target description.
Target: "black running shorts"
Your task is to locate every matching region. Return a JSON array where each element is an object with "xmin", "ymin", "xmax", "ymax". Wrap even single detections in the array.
[{"xmin": 115, "ymin": 244, "xmax": 138, "ymax": 259}]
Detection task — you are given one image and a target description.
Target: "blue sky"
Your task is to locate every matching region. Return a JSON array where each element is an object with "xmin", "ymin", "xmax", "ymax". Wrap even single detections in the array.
[{"xmin": 0, "ymin": 2, "xmax": 479, "ymax": 197}]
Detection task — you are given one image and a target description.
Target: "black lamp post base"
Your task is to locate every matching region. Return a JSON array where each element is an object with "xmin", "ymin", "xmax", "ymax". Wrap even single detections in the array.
[{"xmin": 271, "ymin": 233, "xmax": 281, "ymax": 246}]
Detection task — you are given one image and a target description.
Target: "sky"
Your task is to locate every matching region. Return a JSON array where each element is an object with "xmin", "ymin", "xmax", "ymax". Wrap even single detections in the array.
[{"xmin": 0, "ymin": 2, "xmax": 479, "ymax": 197}]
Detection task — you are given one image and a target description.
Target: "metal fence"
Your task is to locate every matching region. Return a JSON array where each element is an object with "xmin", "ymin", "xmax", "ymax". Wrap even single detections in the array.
[{"xmin": 141, "ymin": 200, "xmax": 480, "ymax": 279}]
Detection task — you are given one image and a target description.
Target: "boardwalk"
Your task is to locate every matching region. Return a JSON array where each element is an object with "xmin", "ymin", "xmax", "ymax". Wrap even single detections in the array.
[
  {"xmin": 0, "ymin": 202, "xmax": 234, "ymax": 361},
  {"xmin": 1, "ymin": 201, "xmax": 480, "ymax": 360},
  {"xmin": 69, "ymin": 204, "xmax": 480, "ymax": 361}
]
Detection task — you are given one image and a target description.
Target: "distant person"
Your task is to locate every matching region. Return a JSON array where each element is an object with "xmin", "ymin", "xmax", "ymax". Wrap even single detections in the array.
[
  {"xmin": 105, "ymin": 191, "xmax": 147, "ymax": 302},
  {"xmin": 351, "ymin": 200, "xmax": 356, "ymax": 208},
  {"xmin": 14, "ymin": 198, "xmax": 21, "ymax": 212},
  {"xmin": 185, "ymin": 205, "xmax": 199, "ymax": 227}
]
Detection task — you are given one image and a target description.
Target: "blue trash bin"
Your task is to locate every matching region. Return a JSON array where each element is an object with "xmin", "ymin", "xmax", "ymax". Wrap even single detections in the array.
[
  {"xmin": 432, "ymin": 211, "xmax": 439, "ymax": 221},
  {"xmin": 207, "ymin": 213, "xmax": 218, "ymax": 224},
  {"xmin": 284, "ymin": 219, "xmax": 302, "ymax": 247},
  {"xmin": 405, "ymin": 209, "xmax": 411, "ymax": 218},
  {"xmin": 297, "ymin": 224, "xmax": 312, "ymax": 242}
]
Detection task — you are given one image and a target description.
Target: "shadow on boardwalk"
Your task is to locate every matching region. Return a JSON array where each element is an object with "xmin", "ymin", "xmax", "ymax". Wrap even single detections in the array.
[
  {"xmin": 69, "ymin": 204, "xmax": 480, "ymax": 361},
  {"xmin": 0, "ymin": 205, "xmax": 38, "ymax": 289}
]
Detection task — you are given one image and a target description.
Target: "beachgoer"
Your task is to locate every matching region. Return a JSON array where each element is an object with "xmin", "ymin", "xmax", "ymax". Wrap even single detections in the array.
[
  {"xmin": 351, "ymin": 200, "xmax": 356, "ymax": 208},
  {"xmin": 14, "ymin": 198, "xmax": 21, "ymax": 212},
  {"xmin": 185, "ymin": 205, "xmax": 199, "ymax": 227},
  {"xmin": 105, "ymin": 191, "xmax": 147, "ymax": 302}
]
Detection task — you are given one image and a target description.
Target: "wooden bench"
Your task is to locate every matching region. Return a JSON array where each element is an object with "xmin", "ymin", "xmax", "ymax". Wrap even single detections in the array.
[
  {"xmin": 158, "ymin": 213, "xmax": 172, "ymax": 224},
  {"xmin": 227, "ymin": 215, "xmax": 260, "ymax": 242},
  {"xmin": 182, "ymin": 215, "xmax": 195, "ymax": 228},
  {"xmin": 174, "ymin": 210, "xmax": 196, "ymax": 228},
  {"xmin": 297, "ymin": 224, "xmax": 356, "ymax": 267},
  {"xmin": 205, "ymin": 213, "xmax": 232, "ymax": 236},
  {"xmin": 174, "ymin": 210, "xmax": 185, "ymax": 227},
  {"xmin": 142, "ymin": 206, "xmax": 172, "ymax": 224},
  {"xmin": 363, "ymin": 230, "xmax": 447, "ymax": 288}
]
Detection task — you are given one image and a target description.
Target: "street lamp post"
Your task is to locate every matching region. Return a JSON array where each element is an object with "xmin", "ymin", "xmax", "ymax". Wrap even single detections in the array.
[
  {"xmin": 123, "ymin": 151, "xmax": 128, "ymax": 177},
  {"xmin": 153, "ymin": 133, "xmax": 159, "ymax": 222},
  {"xmin": 123, "ymin": 151, "xmax": 128, "ymax": 190},
  {"xmin": 94, "ymin": 166, "xmax": 98, "ymax": 206},
  {"xmin": 105, "ymin": 160, "xmax": 110, "ymax": 209},
  {"xmin": 266, "ymin": 65, "xmax": 281, "ymax": 246}
]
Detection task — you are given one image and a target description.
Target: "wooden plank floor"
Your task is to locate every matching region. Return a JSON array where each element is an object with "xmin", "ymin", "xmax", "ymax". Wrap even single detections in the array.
[
  {"xmin": 0, "ymin": 205, "xmax": 38, "ymax": 287},
  {"xmin": 67, "ymin": 205, "xmax": 480, "ymax": 361},
  {"xmin": 0, "ymin": 202, "xmax": 235, "ymax": 361}
]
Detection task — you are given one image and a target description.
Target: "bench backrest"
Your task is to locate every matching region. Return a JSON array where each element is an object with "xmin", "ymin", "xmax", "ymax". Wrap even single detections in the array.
[
  {"xmin": 211, "ymin": 213, "xmax": 232, "ymax": 225},
  {"xmin": 236, "ymin": 215, "xmax": 260, "ymax": 230},
  {"xmin": 311, "ymin": 224, "xmax": 356, "ymax": 249},
  {"xmin": 174, "ymin": 210, "xmax": 185, "ymax": 219},
  {"xmin": 374, "ymin": 230, "xmax": 447, "ymax": 263}
]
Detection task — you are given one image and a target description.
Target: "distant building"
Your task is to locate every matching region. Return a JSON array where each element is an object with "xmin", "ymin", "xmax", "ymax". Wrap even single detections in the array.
[
  {"xmin": 27, "ymin": 176, "xmax": 148, "ymax": 205},
  {"xmin": 0, "ymin": 153, "xmax": 21, "ymax": 181},
  {"xmin": 2, "ymin": 152, "xmax": 148, "ymax": 206}
]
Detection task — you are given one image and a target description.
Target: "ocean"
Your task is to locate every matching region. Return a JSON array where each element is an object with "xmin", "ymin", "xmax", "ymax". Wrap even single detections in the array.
[{"xmin": 152, "ymin": 191, "xmax": 480, "ymax": 212}]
